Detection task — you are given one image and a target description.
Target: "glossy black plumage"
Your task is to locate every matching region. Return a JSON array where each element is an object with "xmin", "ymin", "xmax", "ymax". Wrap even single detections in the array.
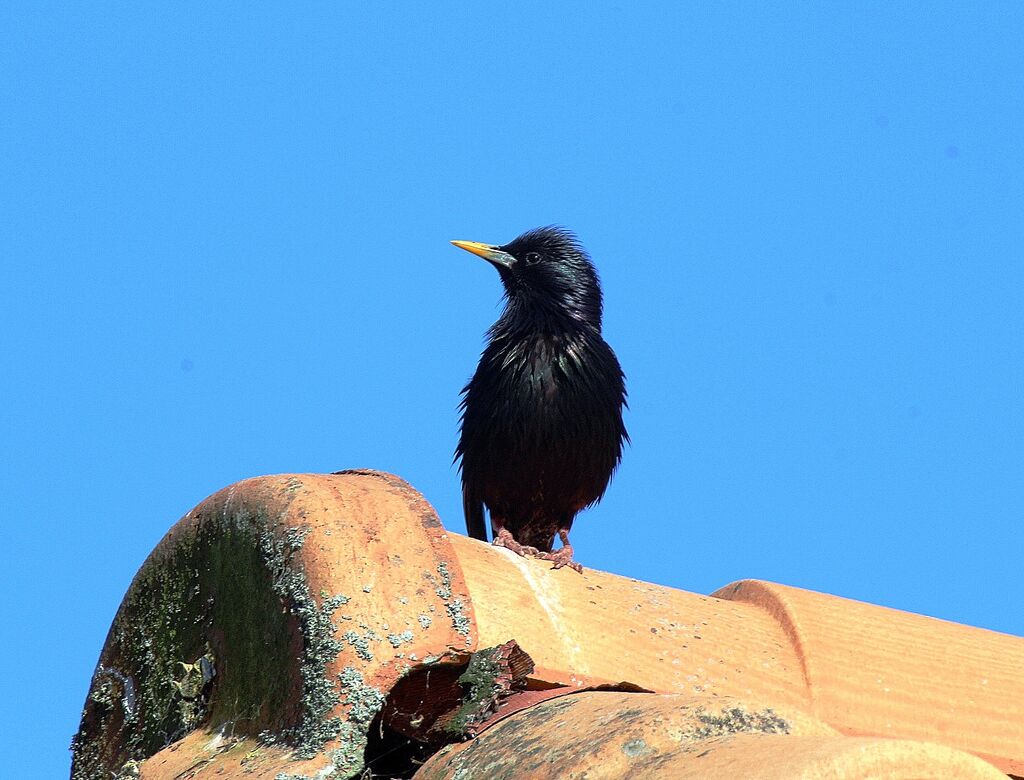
[{"xmin": 453, "ymin": 227, "xmax": 628, "ymax": 564}]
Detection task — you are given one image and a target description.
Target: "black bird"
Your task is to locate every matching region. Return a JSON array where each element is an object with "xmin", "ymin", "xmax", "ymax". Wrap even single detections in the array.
[{"xmin": 452, "ymin": 226, "xmax": 628, "ymax": 572}]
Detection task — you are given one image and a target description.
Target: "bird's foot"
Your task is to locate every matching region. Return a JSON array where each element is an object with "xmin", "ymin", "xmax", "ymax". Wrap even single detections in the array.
[
  {"xmin": 492, "ymin": 528, "xmax": 540, "ymax": 558},
  {"xmin": 539, "ymin": 545, "xmax": 583, "ymax": 574}
]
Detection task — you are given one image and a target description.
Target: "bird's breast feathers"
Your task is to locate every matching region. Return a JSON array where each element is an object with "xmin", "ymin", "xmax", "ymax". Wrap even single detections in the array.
[{"xmin": 485, "ymin": 332, "xmax": 618, "ymax": 413}]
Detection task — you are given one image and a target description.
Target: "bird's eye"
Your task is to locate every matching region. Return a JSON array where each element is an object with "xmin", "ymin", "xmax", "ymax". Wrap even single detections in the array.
[{"xmin": 524, "ymin": 252, "xmax": 542, "ymax": 266}]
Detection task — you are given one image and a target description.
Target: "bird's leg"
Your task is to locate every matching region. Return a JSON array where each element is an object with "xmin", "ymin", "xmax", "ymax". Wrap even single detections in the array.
[
  {"xmin": 491, "ymin": 518, "xmax": 540, "ymax": 558},
  {"xmin": 539, "ymin": 528, "xmax": 583, "ymax": 574}
]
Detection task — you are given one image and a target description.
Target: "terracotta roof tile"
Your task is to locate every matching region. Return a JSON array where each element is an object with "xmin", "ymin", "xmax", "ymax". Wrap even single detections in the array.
[
  {"xmin": 716, "ymin": 579, "xmax": 1024, "ymax": 772},
  {"xmin": 448, "ymin": 533, "xmax": 811, "ymax": 708},
  {"xmin": 416, "ymin": 692, "xmax": 1006, "ymax": 780},
  {"xmin": 70, "ymin": 472, "xmax": 1024, "ymax": 779}
]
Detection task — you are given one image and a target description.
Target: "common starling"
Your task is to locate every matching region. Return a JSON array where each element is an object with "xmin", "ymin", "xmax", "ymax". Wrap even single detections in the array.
[{"xmin": 452, "ymin": 226, "xmax": 628, "ymax": 572}]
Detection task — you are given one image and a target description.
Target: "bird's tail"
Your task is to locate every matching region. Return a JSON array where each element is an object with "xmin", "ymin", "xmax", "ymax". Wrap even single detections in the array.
[{"xmin": 463, "ymin": 490, "xmax": 488, "ymax": 541}]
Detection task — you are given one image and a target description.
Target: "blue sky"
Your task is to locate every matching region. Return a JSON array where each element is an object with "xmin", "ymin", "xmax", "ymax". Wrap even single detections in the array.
[{"xmin": 2, "ymin": 3, "xmax": 1022, "ymax": 775}]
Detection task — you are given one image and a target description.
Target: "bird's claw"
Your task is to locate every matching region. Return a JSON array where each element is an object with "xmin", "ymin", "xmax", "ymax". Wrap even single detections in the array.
[
  {"xmin": 492, "ymin": 529, "xmax": 540, "ymax": 558},
  {"xmin": 539, "ymin": 545, "xmax": 584, "ymax": 574},
  {"xmin": 493, "ymin": 529, "xmax": 583, "ymax": 573}
]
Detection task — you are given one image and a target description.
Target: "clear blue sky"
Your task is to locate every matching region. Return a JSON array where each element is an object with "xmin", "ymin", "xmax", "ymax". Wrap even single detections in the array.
[{"xmin": 2, "ymin": 4, "xmax": 1022, "ymax": 775}]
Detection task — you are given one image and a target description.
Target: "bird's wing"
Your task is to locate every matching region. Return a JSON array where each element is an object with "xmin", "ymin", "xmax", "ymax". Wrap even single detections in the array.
[{"xmin": 463, "ymin": 486, "xmax": 488, "ymax": 542}]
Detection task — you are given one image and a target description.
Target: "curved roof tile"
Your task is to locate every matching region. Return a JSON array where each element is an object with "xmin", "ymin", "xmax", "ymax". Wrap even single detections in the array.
[{"xmin": 70, "ymin": 473, "xmax": 1023, "ymax": 779}]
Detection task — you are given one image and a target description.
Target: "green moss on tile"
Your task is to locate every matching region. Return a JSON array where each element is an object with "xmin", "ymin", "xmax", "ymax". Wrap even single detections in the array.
[
  {"xmin": 71, "ymin": 489, "xmax": 349, "ymax": 778},
  {"xmin": 686, "ymin": 706, "xmax": 790, "ymax": 739},
  {"xmin": 443, "ymin": 646, "xmax": 504, "ymax": 737}
]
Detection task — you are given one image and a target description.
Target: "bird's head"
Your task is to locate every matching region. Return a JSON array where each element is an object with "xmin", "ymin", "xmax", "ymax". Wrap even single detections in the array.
[{"xmin": 451, "ymin": 226, "xmax": 603, "ymax": 327}]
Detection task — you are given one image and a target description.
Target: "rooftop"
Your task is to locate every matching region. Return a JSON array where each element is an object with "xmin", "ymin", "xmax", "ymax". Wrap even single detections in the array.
[{"xmin": 72, "ymin": 471, "xmax": 1024, "ymax": 779}]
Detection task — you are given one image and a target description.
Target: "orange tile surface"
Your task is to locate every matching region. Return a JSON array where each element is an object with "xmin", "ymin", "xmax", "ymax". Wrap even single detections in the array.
[
  {"xmin": 71, "ymin": 472, "xmax": 1024, "ymax": 779},
  {"xmin": 416, "ymin": 690, "xmax": 1006, "ymax": 780},
  {"xmin": 73, "ymin": 472, "xmax": 478, "ymax": 780},
  {"xmin": 452, "ymin": 534, "xmax": 1024, "ymax": 774},
  {"xmin": 717, "ymin": 579, "xmax": 1024, "ymax": 775},
  {"xmin": 449, "ymin": 533, "xmax": 810, "ymax": 709}
]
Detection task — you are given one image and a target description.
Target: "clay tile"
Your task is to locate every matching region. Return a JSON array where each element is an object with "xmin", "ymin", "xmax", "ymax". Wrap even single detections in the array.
[
  {"xmin": 70, "ymin": 473, "xmax": 1024, "ymax": 779},
  {"xmin": 715, "ymin": 579, "xmax": 1024, "ymax": 775},
  {"xmin": 416, "ymin": 692, "xmax": 1006, "ymax": 780}
]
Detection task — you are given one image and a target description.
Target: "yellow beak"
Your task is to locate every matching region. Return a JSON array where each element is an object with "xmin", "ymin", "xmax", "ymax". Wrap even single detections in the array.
[
  {"xmin": 450, "ymin": 240, "xmax": 496, "ymax": 258},
  {"xmin": 451, "ymin": 239, "xmax": 515, "ymax": 268}
]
